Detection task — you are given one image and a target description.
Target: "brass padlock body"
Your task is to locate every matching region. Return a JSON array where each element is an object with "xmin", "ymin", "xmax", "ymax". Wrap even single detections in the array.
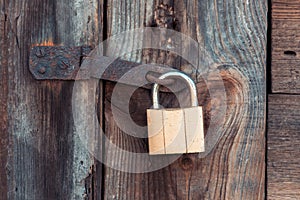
[{"xmin": 147, "ymin": 106, "xmax": 204, "ymax": 155}]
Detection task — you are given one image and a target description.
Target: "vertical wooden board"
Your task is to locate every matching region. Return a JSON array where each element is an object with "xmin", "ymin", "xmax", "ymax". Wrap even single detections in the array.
[
  {"xmin": 0, "ymin": 3, "xmax": 9, "ymax": 199},
  {"xmin": 2, "ymin": 0, "xmax": 103, "ymax": 199},
  {"xmin": 171, "ymin": 1, "xmax": 266, "ymax": 198},
  {"xmin": 272, "ymin": 1, "xmax": 300, "ymax": 93},
  {"xmin": 272, "ymin": 0, "xmax": 300, "ymax": 93},
  {"xmin": 267, "ymin": 94, "xmax": 300, "ymax": 199},
  {"xmin": 184, "ymin": 107, "xmax": 205, "ymax": 153},
  {"xmin": 147, "ymin": 109, "xmax": 165, "ymax": 155},
  {"xmin": 103, "ymin": 0, "xmax": 267, "ymax": 200},
  {"xmin": 106, "ymin": 0, "xmax": 152, "ymax": 62},
  {"xmin": 103, "ymin": 1, "xmax": 155, "ymax": 199},
  {"xmin": 94, "ymin": 81, "xmax": 105, "ymax": 200}
]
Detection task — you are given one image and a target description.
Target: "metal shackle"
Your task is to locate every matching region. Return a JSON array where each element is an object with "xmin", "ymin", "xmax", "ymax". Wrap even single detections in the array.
[{"xmin": 152, "ymin": 71, "xmax": 198, "ymax": 109}]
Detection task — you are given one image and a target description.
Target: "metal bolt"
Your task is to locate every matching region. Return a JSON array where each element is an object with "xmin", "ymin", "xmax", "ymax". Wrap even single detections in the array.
[
  {"xmin": 38, "ymin": 66, "xmax": 46, "ymax": 74},
  {"xmin": 35, "ymin": 49, "xmax": 45, "ymax": 58}
]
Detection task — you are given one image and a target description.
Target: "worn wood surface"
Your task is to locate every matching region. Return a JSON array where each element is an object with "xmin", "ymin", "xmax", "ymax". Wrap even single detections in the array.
[
  {"xmin": 0, "ymin": 2, "xmax": 9, "ymax": 198},
  {"xmin": 0, "ymin": 0, "xmax": 102, "ymax": 199},
  {"xmin": 267, "ymin": 94, "xmax": 300, "ymax": 199},
  {"xmin": 269, "ymin": 1, "xmax": 300, "ymax": 199},
  {"xmin": 272, "ymin": 0, "xmax": 300, "ymax": 93},
  {"xmin": 1, "ymin": 0, "xmax": 268, "ymax": 199},
  {"xmin": 103, "ymin": 0, "xmax": 267, "ymax": 199}
]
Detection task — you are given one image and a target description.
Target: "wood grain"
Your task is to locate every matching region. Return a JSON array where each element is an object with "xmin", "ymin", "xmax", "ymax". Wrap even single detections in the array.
[
  {"xmin": 272, "ymin": 0, "xmax": 300, "ymax": 93},
  {"xmin": 1, "ymin": 0, "xmax": 102, "ymax": 199},
  {"xmin": 267, "ymin": 94, "xmax": 300, "ymax": 199},
  {"xmin": 0, "ymin": 3, "xmax": 9, "ymax": 199},
  {"xmin": 103, "ymin": 0, "xmax": 267, "ymax": 199}
]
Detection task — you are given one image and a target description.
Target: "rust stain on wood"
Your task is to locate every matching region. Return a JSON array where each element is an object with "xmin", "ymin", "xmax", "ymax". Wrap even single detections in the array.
[{"xmin": 33, "ymin": 39, "xmax": 55, "ymax": 47}]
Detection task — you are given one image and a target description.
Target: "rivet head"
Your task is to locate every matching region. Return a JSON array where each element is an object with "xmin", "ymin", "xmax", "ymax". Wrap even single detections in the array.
[
  {"xmin": 38, "ymin": 66, "xmax": 46, "ymax": 74},
  {"xmin": 35, "ymin": 49, "xmax": 45, "ymax": 58}
]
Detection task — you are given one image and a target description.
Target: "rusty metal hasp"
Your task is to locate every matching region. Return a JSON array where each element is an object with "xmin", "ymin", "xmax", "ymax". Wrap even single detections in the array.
[{"xmin": 29, "ymin": 46, "xmax": 185, "ymax": 92}]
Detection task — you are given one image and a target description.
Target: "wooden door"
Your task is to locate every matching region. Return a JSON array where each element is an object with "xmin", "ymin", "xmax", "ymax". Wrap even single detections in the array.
[{"xmin": 0, "ymin": 0, "xmax": 267, "ymax": 199}]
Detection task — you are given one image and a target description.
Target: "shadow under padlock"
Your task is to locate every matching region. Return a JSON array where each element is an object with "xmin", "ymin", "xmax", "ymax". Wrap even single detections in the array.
[{"xmin": 147, "ymin": 72, "xmax": 205, "ymax": 155}]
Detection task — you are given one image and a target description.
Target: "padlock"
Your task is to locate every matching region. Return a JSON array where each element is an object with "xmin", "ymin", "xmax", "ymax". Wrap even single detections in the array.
[{"xmin": 147, "ymin": 71, "xmax": 205, "ymax": 155}]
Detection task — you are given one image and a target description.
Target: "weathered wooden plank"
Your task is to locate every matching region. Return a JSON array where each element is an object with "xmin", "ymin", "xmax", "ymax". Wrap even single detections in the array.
[
  {"xmin": 103, "ymin": 1, "xmax": 156, "ymax": 199},
  {"xmin": 0, "ymin": 2, "xmax": 9, "ymax": 199},
  {"xmin": 267, "ymin": 94, "xmax": 300, "ymax": 199},
  {"xmin": 272, "ymin": 0, "xmax": 300, "ymax": 93},
  {"xmin": 1, "ymin": 0, "xmax": 103, "ymax": 199},
  {"xmin": 94, "ymin": 81, "xmax": 104, "ymax": 200},
  {"xmin": 103, "ymin": 0, "xmax": 267, "ymax": 199}
]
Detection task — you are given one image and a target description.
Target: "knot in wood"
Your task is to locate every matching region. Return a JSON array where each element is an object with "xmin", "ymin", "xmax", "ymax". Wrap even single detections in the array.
[
  {"xmin": 180, "ymin": 155, "xmax": 194, "ymax": 170},
  {"xmin": 154, "ymin": 3, "xmax": 175, "ymax": 28}
]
